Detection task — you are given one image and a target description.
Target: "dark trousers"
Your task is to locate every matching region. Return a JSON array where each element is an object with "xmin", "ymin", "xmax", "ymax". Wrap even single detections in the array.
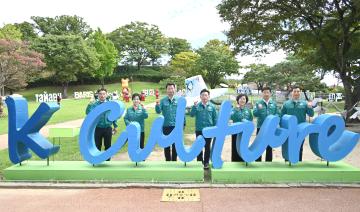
[
  {"xmin": 256, "ymin": 128, "xmax": 273, "ymax": 162},
  {"xmin": 231, "ymin": 134, "xmax": 244, "ymax": 162},
  {"xmin": 95, "ymin": 127, "xmax": 112, "ymax": 161},
  {"xmin": 139, "ymin": 132, "xmax": 145, "ymax": 149},
  {"xmin": 299, "ymin": 143, "xmax": 304, "ymax": 161},
  {"xmin": 196, "ymin": 131, "xmax": 212, "ymax": 165},
  {"xmin": 163, "ymin": 126, "xmax": 177, "ymax": 161}
]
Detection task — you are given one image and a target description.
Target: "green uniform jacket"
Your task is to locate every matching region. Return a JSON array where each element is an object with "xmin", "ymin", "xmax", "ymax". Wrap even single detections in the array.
[
  {"xmin": 155, "ymin": 96, "xmax": 183, "ymax": 127},
  {"xmin": 190, "ymin": 102, "xmax": 218, "ymax": 131},
  {"xmin": 231, "ymin": 107, "xmax": 253, "ymax": 123},
  {"xmin": 85, "ymin": 100, "xmax": 118, "ymax": 128},
  {"xmin": 124, "ymin": 105, "xmax": 148, "ymax": 132},
  {"xmin": 253, "ymin": 99, "xmax": 279, "ymax": 128},
  {"xmin": 281, "ymin": 99, "xmax": 314, "ymax": 123}
]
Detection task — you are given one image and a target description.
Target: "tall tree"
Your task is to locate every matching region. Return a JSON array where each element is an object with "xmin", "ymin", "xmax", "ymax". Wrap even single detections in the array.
[
  {"xmin": 31, "ymin": 15, "xmax": 92, "ymax": 38},
  {"xmin": 170, "ymin": 51, "xmax": 201, "ymax": 77},
  {"xmin": 108, "ymin": 21, "xmax": 167, "ymax": 70},
  {"xmin": 0, "ymin": 24, "xmax": 22, "ymax": 41},
  {"xmin": 33, "ymin": 35, "xmax": 100, "ymax": 98},
  {"xmin": 88, "ymin": 29, "xmax": 119, "ymax": 87},
  {"xmin": 197, "ymin": 39, "xmax": 239, "ymax": 88},
  {"xmin": 14, "ymin": 22, "xmax": 38, "ymax": 41},
  {"xmin": 242, "ymin": 64, "xmax": 272, "ymax": 92},
  {"xmin": 168, "ymin": 37, "xmax": 192, "ymax": 58},
  {"xmin": 270, "ymin": 57, "xmax": 327, "ymax": 94},
  {"xmin": 218, "ymin": 0, "xmax": 360, "ymax": 120},
  {"xmin": 148, "ymin": 28, "xmax": 167, "ymax": 65},
  {"xmin": 0, "ymin": 39, "xmax": 45, "ymax": 96}
]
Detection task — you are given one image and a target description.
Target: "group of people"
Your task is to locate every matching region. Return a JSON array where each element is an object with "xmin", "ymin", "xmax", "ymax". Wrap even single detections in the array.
[{"xmin": 86, "ymin": 84, "xmax": 314, "ymax": 168}]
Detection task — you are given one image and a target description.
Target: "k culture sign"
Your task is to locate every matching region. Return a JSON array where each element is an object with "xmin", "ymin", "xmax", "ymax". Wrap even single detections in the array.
[{"xmin": 5, "ymin": 96, "xmax": 360, "ymax": 169}]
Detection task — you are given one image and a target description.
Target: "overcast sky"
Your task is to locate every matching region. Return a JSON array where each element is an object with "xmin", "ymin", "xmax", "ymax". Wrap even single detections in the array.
[{"xmin": 1, "ymin": 0, "xmax": 338, "ymax": 85}]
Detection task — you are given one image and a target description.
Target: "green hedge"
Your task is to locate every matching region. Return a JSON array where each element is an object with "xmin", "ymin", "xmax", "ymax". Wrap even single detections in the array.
[
  {"xmin": 28, "ymin": 66, "xmax": 171, "ymax": 87},
  {"xmin": 111, "ymin": 66, "xmax": 171, "ymax": 82}
]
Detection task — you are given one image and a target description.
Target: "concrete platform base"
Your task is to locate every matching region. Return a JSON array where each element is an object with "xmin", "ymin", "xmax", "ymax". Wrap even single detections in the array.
[
  {"xmin": 211, "ymin": 161, "xmax": 360, "ymax": 183},
  {"xmin": 4, "ymin": 161, "xmax": 204, "ymax": 182}
]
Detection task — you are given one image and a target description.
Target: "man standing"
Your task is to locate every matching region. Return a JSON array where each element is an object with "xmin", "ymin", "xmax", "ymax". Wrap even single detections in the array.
[
  {"xmin": 190, "ymin": 89, "xmax": 218, "ymax": 169},
  {"xmin": 281, "ymin": 86, "xmax": 314, "ymax": 161},
  {"xmin": 253, "ymin": 87, "xmax": 279, "ymax": 161},
  {"xmin": 86, "ymin": 88, "xmax": 118, "ymax": 161},
  {"xmin": 155, "ymin": 83, "xmax": 179, "ymax": 161}
]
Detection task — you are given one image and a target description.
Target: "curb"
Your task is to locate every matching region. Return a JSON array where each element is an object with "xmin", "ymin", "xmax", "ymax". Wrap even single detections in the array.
[{"xmin": 1, "ymin": 182, "xmax": 360, "ymax": 189}]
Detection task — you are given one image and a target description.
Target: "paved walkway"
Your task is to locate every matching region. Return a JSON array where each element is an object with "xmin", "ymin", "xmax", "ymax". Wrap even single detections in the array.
[{"xmin": 0, "ymin": 187, "xmax": 359, "ymax": 211}]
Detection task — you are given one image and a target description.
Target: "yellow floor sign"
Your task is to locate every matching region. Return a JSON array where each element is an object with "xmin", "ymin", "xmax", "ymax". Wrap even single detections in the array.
[{"xmin": 161, "ymin": 189, "xmax": 200, "ymax": 202}]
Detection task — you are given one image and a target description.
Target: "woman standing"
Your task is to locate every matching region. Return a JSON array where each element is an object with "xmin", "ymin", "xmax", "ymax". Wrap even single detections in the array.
[
  {"xmin": 124, "ymin": 93, "xmax": 148, "ymax": 149},
  {"xmin": 231, "ymin": 94, "xmax": 253, "ymax": 162}
]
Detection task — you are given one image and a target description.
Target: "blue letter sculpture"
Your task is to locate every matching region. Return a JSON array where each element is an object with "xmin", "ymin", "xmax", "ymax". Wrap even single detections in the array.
[
  {"xmin": 156, "ymin": 97, "xmax": 205, "ymax": 162},
  {"xmin": 79, "ymin": 100, "xmax": 127, "ymax": 164},
  {"xmin": 79, "ymin": 97, "xmax": 205, "ymax": 164},
  {"xmin": 309, "ymin": 114, "xmax": 359, "ymax": 161},
  {"xmin": 6, "ymin": 96, "xmax": 360, "ymax": 169},
  {"xmin": 6, "ymin": 96, "xmax": 60, "ymax": 164}
]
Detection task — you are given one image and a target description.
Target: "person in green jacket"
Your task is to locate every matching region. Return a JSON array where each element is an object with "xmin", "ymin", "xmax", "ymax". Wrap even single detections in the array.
[
  {"xmin": 124, "ymin": 93, "xmax": 148, "ymax": 149},
  {"xmin": 85, "ymin": 88, "xmax": 118, "ymax": 161},
  {"xmin": 231, "ymin": 93, "xmax": 253, "ymax": 162},
  {"xmin": 190, "ymin": 89, "xmax": 218, "ymax": 169},
  {"xmin": 253, "ymin": 86, "xmax": 279, "ymax": 161},
  {"xmin": 281, "ymin": 86, "xmax": 314, "ymax": 161},
  {"xmin": 155, "ymin": 83, "xmax": 179, "ymax": 161}
]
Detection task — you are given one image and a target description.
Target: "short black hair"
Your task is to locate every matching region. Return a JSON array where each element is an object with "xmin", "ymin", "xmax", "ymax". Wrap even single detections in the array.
[
  {"xmin": 236, "ymin": 93, "xmax": 249, "ymax": 103},
  {"xmin": 200, "ymin": 89, "xmax": 210, "ymax": 95},
  {"xmin": 166, "ymin": 83, "xmax": 176, "ymax": 89},
  {"xmin": 262, "ymin": 86, "xmax": 271, "ymax": 92},
  {"xmin": 132, "ymin": 93, "xmax": 140, "ymax": 100},
  {"xmin": 97, "ymin": 88, "xmax": 107, "ymax": 93},
  {"xmin": 291, "ymin": 86, "xmax": 301, "ymax": 91}
]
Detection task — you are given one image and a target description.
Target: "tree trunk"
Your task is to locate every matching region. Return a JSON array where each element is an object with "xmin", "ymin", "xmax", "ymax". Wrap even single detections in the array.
[
  {"xmin": 0, "ymin": 86, "xmax": 4, "ymax": 96},
  {"xmin": 339, "ymin": 72, "xmax": 360, "ymax": 123},
  {"xmin": 62, "ymin": 82, "xmax": 68, "ymax": 99},
  {"xmin": 101, "ymin": 78, "xmax": 105, "ymax": 88},
  {"xmin": 137, "ymin": 61, "xmax": 141, "ymax": 71}
]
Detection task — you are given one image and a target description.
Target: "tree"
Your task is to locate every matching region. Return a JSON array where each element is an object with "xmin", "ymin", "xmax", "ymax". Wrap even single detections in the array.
[
  {"xmin": 168, "ymin": 37, "xmax": 191, "ymax": 58},
  {"xmin": 31, "ymin": 15, "xmax": 93, "ymax": 38},
  {"xmin": 108, "ymin": 21, "xmax": 167, "ymax": 70},
  {"xmin": 242, "ymin": 64, "xmax": 272, "ymax": 92},
  {"xmin": 88, "ymin": 29, "xmax": 119, "ymax": 87},
  {"xmin": 170, "ymin": 51, "xmax": 200, "ymax": 77},
  {"xmin": 148, "ymin": 29, "xmax": 167, "ymax": 65},
  {"xmin": 0, "ymin": 24, "xmax": 22, "ymax": 40},
  {"xmin": 197, "ymin": 39, "xmax": 239, "ymax": 88},
  {"xmin": 270, "ymin": 57, "xmax": 327, "ymax": 95},
  {"xmin": 0, "ymin": 39, "xmax": 45, "ymax": 96},
  {"xmin": 14, "ymin": 22, "xmax": 38, "ymax": 41},
  {"xmin": 243, "ymin": 58, "xmax": 327, "ymax": 97},
  {"xmin": 33, "ymin": 35, "xmax": 100, "ymax": 98},
  {"xmin": 218, "ymin": 0, "xmax": 360, "ymax": 120}
]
